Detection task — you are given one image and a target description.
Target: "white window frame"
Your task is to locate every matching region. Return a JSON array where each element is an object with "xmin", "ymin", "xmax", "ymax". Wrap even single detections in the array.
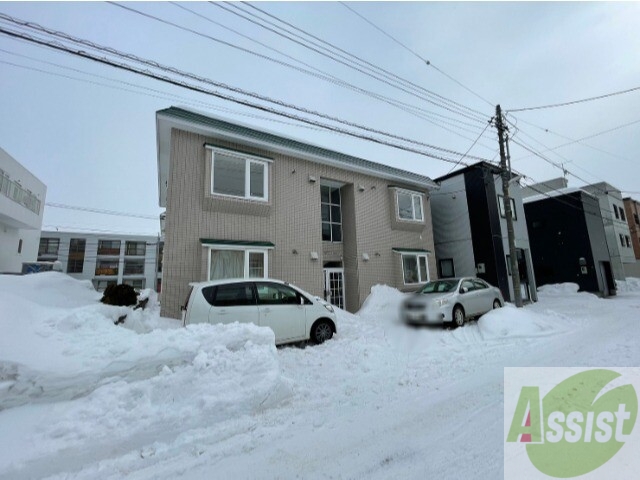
[
  {"xmin": 205, "ymin": 245, "xmax": 270, "ymax": 281},
  {"xmin": 208, "ymin": 146, "xmax": 270, "ymax": 202},
  {"xmin": 400, "ymin": 253, "xmax": 430, "ymax": 285},
  {"xmin": 396, "ymin": 189, "xmax": 424, "ymax": 222}
]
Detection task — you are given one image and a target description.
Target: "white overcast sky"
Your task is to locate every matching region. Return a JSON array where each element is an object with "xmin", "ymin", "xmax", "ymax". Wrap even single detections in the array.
[{"xmin": 1, "ymin": 1, "xmax": 639, "ymax": 236}]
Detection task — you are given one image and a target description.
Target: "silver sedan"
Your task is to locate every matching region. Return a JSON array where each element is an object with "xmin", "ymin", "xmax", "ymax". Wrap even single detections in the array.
[{"xmin": 401, "ymin": 277, "xmax": 504, "ymax": 327}]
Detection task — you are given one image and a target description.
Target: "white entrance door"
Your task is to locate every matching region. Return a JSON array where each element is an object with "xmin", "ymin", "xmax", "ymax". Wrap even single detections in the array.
[{"xmin": 323, "ymin": 268, "xmax": 345, "ymax": 310}]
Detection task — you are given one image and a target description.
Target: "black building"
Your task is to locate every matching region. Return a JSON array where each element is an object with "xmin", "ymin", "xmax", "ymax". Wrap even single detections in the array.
[{"xmin": 524, "ymin": 189, "xmax": 615, "ymax": 296}]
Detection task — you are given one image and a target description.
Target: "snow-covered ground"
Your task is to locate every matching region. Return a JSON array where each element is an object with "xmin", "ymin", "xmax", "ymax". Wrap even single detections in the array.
[{"xmin": 1, "ymin": 273, "xmax": 640, "ymax": 479}]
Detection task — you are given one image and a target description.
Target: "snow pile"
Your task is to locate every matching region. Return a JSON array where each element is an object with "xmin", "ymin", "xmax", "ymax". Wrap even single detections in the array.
[
  {"xmin": 477, "ymin": 304, "xmax": 562, "ymax": 340},
  {"xmin": 536, "ymin": 282, "xmax": 580, "ymax": 296},
  {"xmin": 357, "ymin": 284, "xmax": 408, "ymax": 324},
  {"xmin": 616, "ymin": 277, "xmax": 640, "ymax": 293},
  {"xmin": 0, "ymin": 273, "xmax": 292, "ymax": 476}
]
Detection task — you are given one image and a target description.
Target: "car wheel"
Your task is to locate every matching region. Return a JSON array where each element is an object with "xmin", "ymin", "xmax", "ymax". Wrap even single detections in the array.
[
  {"xmin": 452, "ymin": 305, "xmax": 465, "ymax": 327},
  {"xmin": 493, "ymin": 299, "xmax": 502, "ymax": 309},
  {"xmin": 311, "ymin": 320, "xmax": 334, "ymax": 344}
]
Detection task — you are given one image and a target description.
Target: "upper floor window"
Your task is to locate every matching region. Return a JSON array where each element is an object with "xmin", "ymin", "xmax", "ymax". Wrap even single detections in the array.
[
  {"xmin": 613, "ymin": 205, "xmax": 620, "ymax": 220},
  {"xmin": 210, "ymin": 148, "xmax": 268, "ymax": 202},
  {"xmin": 98, "ymin": 240, "xmax": 121, "ymax": 256},
  {"xmin": 396, "ymin": 189, "xmax": 423, "ymax": 222},
  {"xmin": 125, "ymin": 241, "xmax": 146, "ymax": 256},
  {"xmin": 619, "ymin": 206, "xmax": 626, "ymax": 222},
  {"xmin": 38, "ymin": 238, "xmax": 59, "ymax": 256},
  {"xmin": 321, "ymin": 185, "xmax": 342, "ymax": 242},
  {"xmin": 498, "ymin": 195, "xmax": 517, "ymax": 220},
  {"xmin": 635, "ymin": 213, "xmax": 640, "ymax": 225}
]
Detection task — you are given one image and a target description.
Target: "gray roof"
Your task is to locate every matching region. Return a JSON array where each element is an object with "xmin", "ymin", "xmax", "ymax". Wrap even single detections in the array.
[{"xmin": 156, "ymin": 107, "xmax": 437, "ymax": 207}]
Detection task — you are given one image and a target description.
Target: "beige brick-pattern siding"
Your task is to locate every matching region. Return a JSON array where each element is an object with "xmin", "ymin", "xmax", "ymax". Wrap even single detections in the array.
[{"xmin": 161, "ymin": 127, "xmax": 437, "ymax": 318}]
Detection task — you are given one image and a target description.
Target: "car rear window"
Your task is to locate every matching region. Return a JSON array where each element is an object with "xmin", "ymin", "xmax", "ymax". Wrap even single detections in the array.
[{"xmin": 201, "ymin": 286, "xmax": 216, "ymax": 306}]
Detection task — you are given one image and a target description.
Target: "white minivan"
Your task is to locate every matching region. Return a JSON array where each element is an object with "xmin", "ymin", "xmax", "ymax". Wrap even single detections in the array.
[{"xmin": 181, "ymin": 279, "xmax": 338, "ymax": 345}]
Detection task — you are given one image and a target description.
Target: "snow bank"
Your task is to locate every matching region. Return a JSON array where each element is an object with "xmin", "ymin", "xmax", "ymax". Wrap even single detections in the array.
[
  {"xmin": 0, "ymin": 272, "xmax": 290, "ymax": 406},
  {"xmin": 536, "ymin": 282, "xmax": 580, "ymax": 296},
  {"xmin": 616, "ymin": 277, "xmax": 640, "ymax": 293},
  {"xmin": 0, "ymin": 272, "xmax": 292, "ymax": 476},
  {"xmin": 357, "ymin": 284, "xmax": 407, "ymax": 323},
  {"xmin": 477, "ymin": 304, "xmax": 563, "ymax": 340}
]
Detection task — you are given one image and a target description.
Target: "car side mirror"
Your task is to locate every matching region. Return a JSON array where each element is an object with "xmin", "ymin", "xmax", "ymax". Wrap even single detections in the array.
[{"xmin": 460, "ymin": 286, "xmax": 468, "ymax": 294}]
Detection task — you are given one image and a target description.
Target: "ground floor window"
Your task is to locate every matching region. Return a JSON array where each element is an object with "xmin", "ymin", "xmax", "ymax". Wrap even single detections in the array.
[
  {"xmin": 93, "ymin": 279, "xmax": 116, "ymax": 292},
  {"xmin": 401, "ymin": 253, "xmax": 429, "ymax": 285},
  {"xmin": 439, "ymin": 258, "xmax": 455, "ymax": 278},
  {"xmin": 123, "ymin": 279, "xmax": 146, "ymax": 290},
  {"xmin": 208, "ymin": 248, "xmax": 268, "ymax": 281}
]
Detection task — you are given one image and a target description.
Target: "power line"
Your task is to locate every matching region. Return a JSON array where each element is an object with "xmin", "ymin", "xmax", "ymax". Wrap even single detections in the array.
[
  {"xmin": 238, "ymin": 1, "xmax": 490, "ymax": 116},
  {"xmin": 506, "ymin": 114, "xmax": 635, "ymax": 163},
  {"xmin": 209, "ymin": 1, "xmax": 487, "ymax": 123},
  {"xmin": 165, "ymin": 2, "xmax": 497, "ymax": 147},
  {"xmin": 45, "ymin": 202, "xmax": 160, "ymax": 220},
  {"xmin": 338, "ymin": 1, "xmax": 494, "ymax": 107},
  {"xmin": 507, "ymin": 84, "xmax": 640, "ymax": 113},
  {"xmin": 508, "ymin": 115, "xmax": 640, "ymax": 163},
  {"xmin": 509, "ymin": 137, "xmax": 630, "ymax": 202},
  {"xmin": 0, "ymin": 48, "xmax": 333, "ymax": 135},
  {"xmin": 446, "ymin": 118, "xmax": 494, "ymax": 174},
  {"xmin": 104, "ymin": 2, "xmax": 496, "ymax": 150},
  {"xmin": 0, "ymin": 22, "xmax": 488, "ymax": 166}
]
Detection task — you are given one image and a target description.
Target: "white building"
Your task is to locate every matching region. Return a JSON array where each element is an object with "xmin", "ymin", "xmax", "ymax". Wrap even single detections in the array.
[
  {"xmin": 0, "ymin": 147, "xmax": 47, "ymax": 273},
  {"xmin": 38, "ymin": 231, "xmax": 163, "ymax": 292}
]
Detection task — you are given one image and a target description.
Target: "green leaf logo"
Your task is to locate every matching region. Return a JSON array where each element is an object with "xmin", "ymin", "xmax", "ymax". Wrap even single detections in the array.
[{"xmin": 526, "ymin": 369, "xmax": 637, "ymax": 477}]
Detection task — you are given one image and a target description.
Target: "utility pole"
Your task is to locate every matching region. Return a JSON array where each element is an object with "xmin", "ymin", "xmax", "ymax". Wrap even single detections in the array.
[{"xmin": 495, "ymin": 105, "xmax": 523, "ymax": 307}]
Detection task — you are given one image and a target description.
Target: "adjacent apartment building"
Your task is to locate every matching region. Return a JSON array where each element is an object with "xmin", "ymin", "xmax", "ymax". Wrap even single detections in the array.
[
  {"xmin": 156, "ymin": 107, "xmax": 438, "ymax": 318},
  {"xmin": 431, "ymin": 162, "xmax": 538, "ymax": 303},
  {"xmin": 581, "ymin": 182, "xmax": 635, "ymax": 281},
  {"xmin": 38, "ymin": 231, "xmax": 163, "ymax": 292},
  {"xmin": 0, "ymin": 147, "xmax": 46, "ymax": 273},
  {"xmin": 523, "ymin": 188, "xmax": 616, "ymax": 296}
]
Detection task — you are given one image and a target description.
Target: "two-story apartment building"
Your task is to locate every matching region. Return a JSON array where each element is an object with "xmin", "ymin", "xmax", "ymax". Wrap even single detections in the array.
[
  {"xmin": 431, "ymin": 162, "xmax": 538, "ymax": 303},
  {"xmin": 156, "ymin": 107, "xmax": 438, "ymax": 318},
  {"xmin": 38, "ymin": 231, "xmax": 163, "ymax": 292},
  {"xmin": 0, "ymin": 147, "xmax": 46, "ymax": 273}
]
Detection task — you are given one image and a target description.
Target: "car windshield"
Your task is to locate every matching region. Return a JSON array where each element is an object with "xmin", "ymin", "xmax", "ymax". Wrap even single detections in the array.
[{"xmin": 420, "ymin": 279, "xmax": 459, "ymax": 294}]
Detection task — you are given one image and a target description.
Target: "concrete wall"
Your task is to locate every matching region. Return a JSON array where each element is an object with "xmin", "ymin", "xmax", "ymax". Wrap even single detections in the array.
[
  {"xmin": 582, "ymin": 183, "xmax": 634, "ymax": 281},
  {"xmin": 431, "ymin": 175, "xmax": 476, "ymax": 278},
  {"xmin": 162, "ymin": 128, "xmax": 436, "ymax": 319},
  {"xmin": 0, "ymin": 147, "xmax": 46, "ymax": 273}
]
